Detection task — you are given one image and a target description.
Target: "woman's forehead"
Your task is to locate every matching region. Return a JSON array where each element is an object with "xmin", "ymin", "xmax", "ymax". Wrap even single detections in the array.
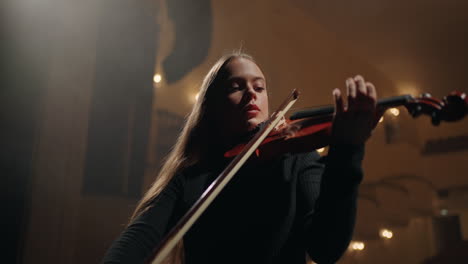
[{"xmin": 225, "ymin": 57, "xmax": 266, "ymax": 82}]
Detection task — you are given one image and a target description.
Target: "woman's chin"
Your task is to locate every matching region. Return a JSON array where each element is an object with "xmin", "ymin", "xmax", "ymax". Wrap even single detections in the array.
[{"xmin": 245, "ymin": 118, "xmax": 261, "ymax": 131}]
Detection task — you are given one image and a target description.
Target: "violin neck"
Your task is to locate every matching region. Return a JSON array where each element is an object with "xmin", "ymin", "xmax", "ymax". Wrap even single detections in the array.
[{"xmin": 289, "ymin": 94, "xmax": 413, "ymax": 120}]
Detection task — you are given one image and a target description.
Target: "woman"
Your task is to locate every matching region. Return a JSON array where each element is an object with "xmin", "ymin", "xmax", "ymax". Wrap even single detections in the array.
[{"xmin": 102, "ymin": 52, "xmax": 378, "ymax": 264}]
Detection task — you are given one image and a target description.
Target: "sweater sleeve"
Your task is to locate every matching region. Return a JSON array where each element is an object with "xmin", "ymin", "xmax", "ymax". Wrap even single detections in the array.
[
  {"xmin": 298, "ymin": 144, "xmax": 365, "ymax": 264},
  {"xmin": 102, "ymin": 173, "xmax": 184, "ymax": 264}
]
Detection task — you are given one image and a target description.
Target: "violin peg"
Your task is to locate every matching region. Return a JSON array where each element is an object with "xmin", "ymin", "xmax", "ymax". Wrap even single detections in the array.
[{"xmin": 431, "ymin": 111, "xmax": 441, "ymax": 126}]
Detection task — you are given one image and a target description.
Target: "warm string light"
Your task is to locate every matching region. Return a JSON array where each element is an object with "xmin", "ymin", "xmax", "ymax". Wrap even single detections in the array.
[
  {"xmin": 317, "ymin": 147, "xmax": 325, "ymax": 153},
  {"xmin": 349, "ymin": 241, "xmax": 365, "ymax": 251},
  {"xmin": 379, "ymin": 228, "xmax": 393, "ymax": 239}
]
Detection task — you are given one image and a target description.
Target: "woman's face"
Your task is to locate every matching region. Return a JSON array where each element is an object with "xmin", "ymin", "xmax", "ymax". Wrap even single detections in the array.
[{"xmin": 216, "ymin": 57, "xmax": 269, "ymax": 137}]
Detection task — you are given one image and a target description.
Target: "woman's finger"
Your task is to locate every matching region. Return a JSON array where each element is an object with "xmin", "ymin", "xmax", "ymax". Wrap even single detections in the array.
[
  {"xmin": 333, "ymin": 88, "xmax": 345, "ymax": 114},
  {"xmin": 346, "ymin": 78, "xmax": 357, "ymax": 111},
  {"xmin": 354, "ymin": 75, "xmax": 367, "ymax": 96},
  {"xmin": 366, "ymin": 81, "xmax": 377, "ymax": 102}
]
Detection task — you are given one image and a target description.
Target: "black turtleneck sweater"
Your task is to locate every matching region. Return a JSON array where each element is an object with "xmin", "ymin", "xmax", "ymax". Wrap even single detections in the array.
[{"xmin": 102, "ymin": 144, "xmax": 364, "ymax": 264}]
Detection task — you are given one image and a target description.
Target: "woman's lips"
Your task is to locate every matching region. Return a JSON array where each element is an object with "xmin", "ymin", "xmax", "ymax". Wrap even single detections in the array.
[
  {"xmin": 244, "ymin": 104, "xmax": 260, "ymax": 118},
  {"xmin": 244, "ymin": 104, "xmax": 260, "ymax": 111},
  {"xmin": 246, "ymin": 109, "xmax": 259, "ymax": 118}
]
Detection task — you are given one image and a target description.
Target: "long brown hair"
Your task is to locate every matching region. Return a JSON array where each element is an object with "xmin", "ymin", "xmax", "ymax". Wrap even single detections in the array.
[{"xmin": 130, "ymin": 51, "xmax": 255, "ymax": 263}]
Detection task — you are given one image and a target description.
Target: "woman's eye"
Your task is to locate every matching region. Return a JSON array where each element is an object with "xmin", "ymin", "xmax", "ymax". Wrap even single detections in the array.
[
  {"xmin": 255, "ymin": 87, "xmax": 266, "ymax": 92},
  {"xmin": 228, "ymin": 84, "xmax": 242, "ymax": 92}
]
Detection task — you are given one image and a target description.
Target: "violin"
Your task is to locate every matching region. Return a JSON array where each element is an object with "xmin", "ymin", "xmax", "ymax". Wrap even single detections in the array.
[
  {"xmin": 224, "ymin": 91, "xmax": 468, "ymax": 159},
  {"xmin": 147, "ymin": 90, "xmax": 467, "ymax": 264}
]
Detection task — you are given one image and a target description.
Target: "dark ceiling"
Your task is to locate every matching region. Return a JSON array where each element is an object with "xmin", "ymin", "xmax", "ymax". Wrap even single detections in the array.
[{"xmin": 293, "ymin": 0, "xmax": 468, "ymax": 98}]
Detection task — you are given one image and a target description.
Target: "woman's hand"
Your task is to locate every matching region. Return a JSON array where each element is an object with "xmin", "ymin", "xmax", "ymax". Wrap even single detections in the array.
[{"xmin": 331, "ymin": 75, "xmax": 380, "ymax": 145}]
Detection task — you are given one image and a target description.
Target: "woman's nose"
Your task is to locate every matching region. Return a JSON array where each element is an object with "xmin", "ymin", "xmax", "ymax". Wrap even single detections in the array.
[{"xmin": 244, "ymin": 85, "xmax": 257, "ymax": 101}]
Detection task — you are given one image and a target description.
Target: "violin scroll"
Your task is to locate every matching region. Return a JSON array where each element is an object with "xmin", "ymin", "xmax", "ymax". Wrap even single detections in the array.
[{"xmin": 405, "ymin": 91, "xmax": 467, "ymax": 126}]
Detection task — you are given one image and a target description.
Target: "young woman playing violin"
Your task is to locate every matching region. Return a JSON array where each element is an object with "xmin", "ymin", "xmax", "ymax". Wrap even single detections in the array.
[{"xmin": 102, "ymin": 52, "xmax": 378, "ymax": 264}]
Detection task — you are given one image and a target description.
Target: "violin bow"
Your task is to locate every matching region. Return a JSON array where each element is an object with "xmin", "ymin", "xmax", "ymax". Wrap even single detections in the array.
[{"xmin": 147, "ymin": 89, "xmax": 300, "ymax": 264}]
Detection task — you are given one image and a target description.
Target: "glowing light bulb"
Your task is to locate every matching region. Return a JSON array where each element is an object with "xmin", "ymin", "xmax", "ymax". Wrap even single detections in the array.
[
  {"xmin": 389, "ymin": 108, "xmax": 400, "ymax": 117},
  {"xmin": 317, "ymin": 147, "xmax": 325, "ymax": 153},
  {"xmin": 153, "ymin": 74, "xmax": 162, "ymax": 83}
]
